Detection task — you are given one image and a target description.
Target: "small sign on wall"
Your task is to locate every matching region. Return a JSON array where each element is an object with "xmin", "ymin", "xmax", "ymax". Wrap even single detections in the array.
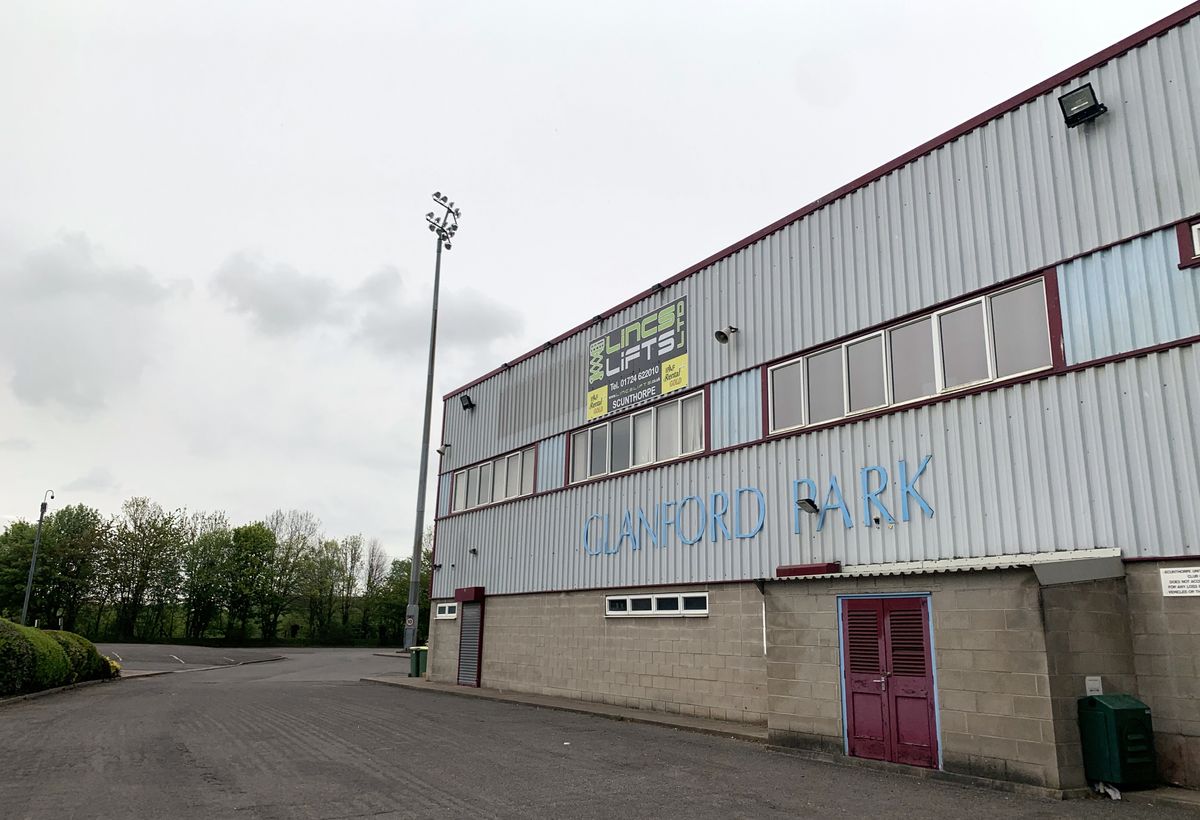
[
  {"xmin": 1160, "ymin": 566, "xmax": 1200, "ymax": 597},
  {"xmin": 1085, "ymin": 676, "xmax": 1103, "ymax": 696}
]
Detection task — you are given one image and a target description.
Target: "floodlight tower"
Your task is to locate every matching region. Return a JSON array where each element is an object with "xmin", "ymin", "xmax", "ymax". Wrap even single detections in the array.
[{"xmin": 404, "ymin": 193, "xmax": 461, "ymax": 650}]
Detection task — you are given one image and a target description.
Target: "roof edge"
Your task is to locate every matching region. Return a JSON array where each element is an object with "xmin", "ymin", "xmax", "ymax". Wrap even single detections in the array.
[{"xmin": 445, "ymin": 1, "xmax": 1200, "ymax": 401}]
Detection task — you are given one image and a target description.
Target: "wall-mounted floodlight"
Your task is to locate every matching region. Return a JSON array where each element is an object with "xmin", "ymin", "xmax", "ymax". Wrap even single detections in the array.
[
  {"xmin": 1058, "ymin": 83, "xmax": 1107, "ymax": 128},
  {"xmin": 469, "ymin": 547, "xmax": 479, "ymax": 555},
  {"xmin": 460, "ymin": 394, "xmax": 476, "ymax": 411},
  {"xmin": 714, "ymin": 325, "xmax": 739, "ymax": 344},
  {"xmin": 435, "ymin": 444, "xmax": 450, "ymax": 456},
  {"xmin": 796, "ymin": 497, "xmax": 819, "ymax": 515}
]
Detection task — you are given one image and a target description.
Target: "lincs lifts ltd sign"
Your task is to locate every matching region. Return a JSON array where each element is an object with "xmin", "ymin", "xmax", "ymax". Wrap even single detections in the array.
[
  {"xmin": 587, "ymin": 296, "xmax": 688, "ymax": 420},
  {"xmin": 581, "ymin": 455, "xmax": 934, "ymax": 556}
]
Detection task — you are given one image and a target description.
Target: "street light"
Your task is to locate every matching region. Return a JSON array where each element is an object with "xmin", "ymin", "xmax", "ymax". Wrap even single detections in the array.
[
  {"xmin": 404, "ymin": 192, "xmax": 462, "ymax": 650},
  {"xmin": 20, "ymin": 490, "xmax": 55, "ymax": 626}
]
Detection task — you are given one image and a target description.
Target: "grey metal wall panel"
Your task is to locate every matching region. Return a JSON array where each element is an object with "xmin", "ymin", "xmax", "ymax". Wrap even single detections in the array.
[
  {"xmin": 537, "ymin": 434, "xmax": 566, "ymax": 493},
  {"xmin": 1060, "ymin": 227, "xmax": 1200, "ymax": 364},
  {"xmin": 710, "ymin": 370, "xmax": 762, "ymax": 450},
  {"xmin": 440, "ymin": 19, "xmax": 1200, "ymax": 472},
  {"xmin": 433, "ymin": 346, "xmax": 1200, "ymax": 598},
  {"xmin": 437, "ymin": 472, "xmax": 453, "ymax": 518}
]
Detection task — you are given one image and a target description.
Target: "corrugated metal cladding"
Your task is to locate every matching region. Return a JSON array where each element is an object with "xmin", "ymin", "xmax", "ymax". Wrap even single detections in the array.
[
  {"xmin": 436, "ymin": 472, "xmax": 453, "ymax": 518},
  {"xmin": 1060, "ymin": 227, "xmax": 1200, "ymax": 364},
  {"xmin": 536, "ymin": 434, "xmax": 566, "ymax": 493},
  {"xmin": 432, "ymin": 346, "xmax": 1200, "ymax": 598},
  {"xmin": 439, "ymin": 18, "xmax": 1200, "ymax": 471},
  {"xmin": 710, "ymin": 371, "xmax": 762, "ymax": 450}
]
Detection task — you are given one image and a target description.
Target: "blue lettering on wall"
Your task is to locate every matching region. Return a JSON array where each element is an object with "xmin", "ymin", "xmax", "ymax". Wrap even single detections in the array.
[
  {"xmin": 817, "ymin": 474, "xmax": 853, "ymax": 531},
  {"xmin": 678, "ymin": 495, "xmax": 706, "ymax": 545},
  {"xmin": 860, "ymin": 465, "xmax": 896, "ymax": 527},
  {"xmin": 898, "ymin": 455, "xmax": 934, "ymax": 521},
  {"xmin": 709, "ymin": 490, "xmax": 731, "ymax": 542},
  {"xmin": 578, "ymin": 454, "xmax": 933, "ymax": 557},
  {"xmin": 734, "ymin": 486, "xmax": 766, "ymax": 538}
]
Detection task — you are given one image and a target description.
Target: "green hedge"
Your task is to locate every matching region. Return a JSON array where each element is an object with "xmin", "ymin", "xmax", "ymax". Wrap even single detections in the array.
[{"xmin": 0, "ymin": 618, "xmax": 115, "ymax": 697}]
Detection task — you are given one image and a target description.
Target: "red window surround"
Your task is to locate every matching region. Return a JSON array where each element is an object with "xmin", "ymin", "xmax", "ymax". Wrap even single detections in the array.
[{"xmin": 1178, "ymin": 217, "xmax": 1200, "ymax": 270}]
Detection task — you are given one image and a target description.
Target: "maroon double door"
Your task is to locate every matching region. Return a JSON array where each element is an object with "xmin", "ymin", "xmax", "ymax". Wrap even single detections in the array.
[{"xmin": 842, "ymin": 596, "xmax": 938, "ymax": 768}]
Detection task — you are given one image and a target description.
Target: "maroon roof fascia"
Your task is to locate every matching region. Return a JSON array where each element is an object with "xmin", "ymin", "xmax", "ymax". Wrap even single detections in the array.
[{"xmin": 444, "ymin": 1, "xmax": 1200, "ymax": 402}]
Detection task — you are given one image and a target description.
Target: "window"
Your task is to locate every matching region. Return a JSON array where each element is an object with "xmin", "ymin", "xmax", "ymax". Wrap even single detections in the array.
[
  {"xmin": 451, "ymin": 446, "xmax": 537, "ymax": 512},
  {"xmin": 846, "ymin": 334, "xmax": 886, "ymax": 413},
  {"xmin": 806, "ymin": 347, "xmax": 843, "ymax": 424},
  {"xmin": 890, "ymin": 318, "xmax": 936, "ymax": 403},
  {"xmin": 569, "ymin": 392, "xmax": 705, "ymax": 483},
  {"xmin": 1194, "ymin": 223, "xmax": 1200, "ymax": 257},
  {"xmin": 990, "ymin": 279, "xmax": 1050, "ymax": 377},
  {"xmin": 435, "ymin": 602, "xmax": 458, "ymax": 619},
  {"xmin": 769, "ymin": 360, "xmax": 804, "ymax": 431},
  {"xmin": 605, "ymin": 592, "xmax": 709, "ymax": 618},
  {"xmin": 938, "ymin": 301, "xmax": 990, "ymax": 388},
  {"xmin": 768, "ymin": 275, "xmax": 1054, "ymax": 433}
]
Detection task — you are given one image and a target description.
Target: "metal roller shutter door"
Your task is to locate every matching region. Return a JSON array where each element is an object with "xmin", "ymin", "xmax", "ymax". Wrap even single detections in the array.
[{"xmin": 457, "ymin": 601, "xmax": 482, "ymax": 686}]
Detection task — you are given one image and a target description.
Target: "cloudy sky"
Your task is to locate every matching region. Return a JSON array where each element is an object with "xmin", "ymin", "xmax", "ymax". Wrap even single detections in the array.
[{"xmin": 0, "ymin": 0, "xmax": 1182, "ymax": 556}]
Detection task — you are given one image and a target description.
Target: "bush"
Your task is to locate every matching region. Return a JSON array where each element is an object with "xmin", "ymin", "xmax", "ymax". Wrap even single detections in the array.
[
  {"xmin": 47, "ymin": 630, "xmax": 112, "ymax": 683},
  {"xmin": 0, "ymin": 618, "xmax": 112, "ymax": 697}
]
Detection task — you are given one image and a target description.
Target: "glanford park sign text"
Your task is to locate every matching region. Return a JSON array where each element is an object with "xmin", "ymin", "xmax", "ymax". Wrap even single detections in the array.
[{"xmin": 581, "ymin": 455, "xmax": 934, "ymax": 557}]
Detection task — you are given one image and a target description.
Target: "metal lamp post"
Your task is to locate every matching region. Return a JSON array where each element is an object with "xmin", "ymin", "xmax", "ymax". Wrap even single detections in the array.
[
  {"xmin": 404, "ymin": 192, "xmax": 461, "ymax": 650},
  {"xmin": 20, "ymin": 489, "xmax": 55, "ymax": 626}
]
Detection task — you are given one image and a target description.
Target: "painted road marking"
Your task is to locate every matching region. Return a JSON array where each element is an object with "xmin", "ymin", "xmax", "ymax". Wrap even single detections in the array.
[
  {"xmin": 169, "ymin": 655, "xmax": 186, "ymax": 665},
  {"xmin": 111, "ymin": 652, "xmax": 122, "ymax": 661},
  {"xmin": 223, "ymin": 657, "xmax": 236, "ymax": 664}
]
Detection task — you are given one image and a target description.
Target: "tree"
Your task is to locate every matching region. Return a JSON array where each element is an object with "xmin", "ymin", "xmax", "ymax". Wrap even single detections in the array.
[
  {"xmin": 0, "ymin": 520, "xmax": 38, "ymax": 622},
  {"xmin": 379, "ymin": 527, "xmax": 434, "ymax": 642},
  {"xmin": 40, "ymin": 504, "xmax": 107, "ymax": 632},
  {"xmin": 110, "ymin": 498, "xmax": 186, "ymax": 641},
  {"xmin": 259, "ymin": 509, "xmax": 319, "ymax": 641},
  {"xmin": 338, "ymin": 534, "xmax": 364, "ymax": 629},
  {"xmin": 180, "ymin": 511, "xmax": 232, "ymax": 639},
  {"xmin": 359, "ymin": 538, "xmax": 388, "ymax": 639},
  {"xmin": 299, "ymin": 538, "xmax": 342, "ymax": 640},
  {"xmin": 224, "ymin": 522, "xmax": 276, "ymax": 640}
]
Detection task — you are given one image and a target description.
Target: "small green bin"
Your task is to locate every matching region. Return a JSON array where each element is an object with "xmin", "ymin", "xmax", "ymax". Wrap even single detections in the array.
[
  {"xmin": 1077, "ymin": 694, "xmax": 1156, "ymax": 786},
  {"xmin": 408, "ymin": 646, "xmax": 428, "ymax": 678}
]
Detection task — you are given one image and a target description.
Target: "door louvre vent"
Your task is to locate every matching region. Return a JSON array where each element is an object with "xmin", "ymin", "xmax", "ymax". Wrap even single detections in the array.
[
  {"xmin": 846, "ymin": 609, "xmax": 881, "ymax": 674},
  {"xmin": 888, "ymin": 609, "xmax": 927, "ymax": 676}
]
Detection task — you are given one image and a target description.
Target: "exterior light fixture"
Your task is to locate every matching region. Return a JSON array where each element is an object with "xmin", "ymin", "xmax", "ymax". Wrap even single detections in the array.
[
  {"xmin": 460, "ymin": 394, "xmax": 476, "ymax": 411},
  {"xmin": 469, "ymin": 547, "xmax": 479, "ymax": 555},
  {"xmin": 714, "ymin": 325, "xmax": 739, "ymax": 344},
  {"xmin": 436, "ymin": 444, "xmax": 450, "ymax": 456},
  {"xmin": 404, "ymin": 190, "xmax": 465, "ymax": 650},
  {"xmin": 796, "ymin": 497, "xmax": 819, "ymax": 515},
  {"xmin": 1058, "ymin": 83, "xmax": 1107, "ymax": 128}
]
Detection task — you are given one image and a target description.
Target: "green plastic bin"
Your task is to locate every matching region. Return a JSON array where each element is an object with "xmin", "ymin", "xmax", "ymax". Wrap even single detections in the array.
[
  {"xmin": 1077, "ymin": 694, "xmax": 1156, "ymax": 786},
  {"xmin": 409, "ymin": 646, "xmax": 428, "ymax": 678}
]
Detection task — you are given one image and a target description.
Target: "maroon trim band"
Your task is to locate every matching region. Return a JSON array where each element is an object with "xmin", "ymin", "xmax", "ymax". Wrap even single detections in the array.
[
  {"xmin": 1177, "ymin": 218, "xmax": 1200, "ymax": 270},
  {"xmin": 778, "ymin": 562, "xmax": 842, "ymax": 577}
]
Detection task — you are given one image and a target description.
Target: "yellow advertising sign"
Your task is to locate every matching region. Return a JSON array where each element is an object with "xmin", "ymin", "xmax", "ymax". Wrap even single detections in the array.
[
  {"xmin": 586, "ymin": 385, "xmax": 608, "ymax": 421},
  {"xmin": 661, "ymin": 353, "xmax": 688, "ymax": 395}
]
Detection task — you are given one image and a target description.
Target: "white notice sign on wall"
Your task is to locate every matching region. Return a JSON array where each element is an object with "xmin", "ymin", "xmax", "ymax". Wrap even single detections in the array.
[{"xmin": 1160, "ymin": 567, "xmax": 1200, "ymax": 597}]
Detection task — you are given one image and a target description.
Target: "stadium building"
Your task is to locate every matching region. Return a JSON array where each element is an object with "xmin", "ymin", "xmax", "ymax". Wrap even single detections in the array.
[{"xmin": 427, "ymin": 4, "xmax": 1200, "ymax": 793}]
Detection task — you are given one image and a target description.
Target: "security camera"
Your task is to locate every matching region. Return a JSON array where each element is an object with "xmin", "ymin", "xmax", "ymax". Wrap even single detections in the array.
[{"xmin": 436, "ymin": 444, "xmax": 451, "ymax": 456}]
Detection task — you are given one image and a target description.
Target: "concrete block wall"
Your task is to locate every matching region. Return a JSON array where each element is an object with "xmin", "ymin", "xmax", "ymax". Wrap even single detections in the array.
[
  {"xmin": 1126, "ymin": 561, "xmax": 1200, "ymax": 788},
  {"xmin": 431, "ymin": 583, "xmax": 768, "ymax": 724},
  {"xmin": 428, "ymin": 604, "xmax": 460, "ymax": 683},
  {"xmin": 1040, "ymin": 577, "xmax": 1137, "ymax": 788},
  {"xmin": 766, "ymin": 569, "xmax": 1065, "ymax": 789}
]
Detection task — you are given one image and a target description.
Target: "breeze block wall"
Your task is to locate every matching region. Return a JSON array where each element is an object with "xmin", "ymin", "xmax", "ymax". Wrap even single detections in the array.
[
  {"xmin": 457, "ymin": 583, "xmax": 768, "ymax": 724},
  {"xmin": 766, "ymin": 569, "xmax": 1067, "ymax": 789},
  {"xmin": 1126, "ymin": 560, "xmax": 1200, "ymax": 788},
  {"xmin": 427, "ymin": 602, "xmax": 461, "ymax": 683},
  {"xmin": 1039, "ymin": 577, "xmax": 1138, "ymax": 789}
]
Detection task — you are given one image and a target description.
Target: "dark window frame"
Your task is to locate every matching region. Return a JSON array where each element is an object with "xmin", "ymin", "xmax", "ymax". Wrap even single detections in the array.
[{"xmin": 1178, "ymin": 217, "xmax": 1200, "ymax": 270}]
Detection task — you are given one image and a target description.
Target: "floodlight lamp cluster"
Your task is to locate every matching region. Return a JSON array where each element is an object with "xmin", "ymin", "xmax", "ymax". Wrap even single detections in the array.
[{"xmin": 426, "ymin": 191, "xmax": 462, "ymax": 249}]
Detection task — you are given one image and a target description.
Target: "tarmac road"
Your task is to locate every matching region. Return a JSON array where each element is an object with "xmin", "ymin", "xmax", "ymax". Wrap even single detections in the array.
[{"xmin": 0, "ymin": 648, "xmax": 1190, "ymax": 819}]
